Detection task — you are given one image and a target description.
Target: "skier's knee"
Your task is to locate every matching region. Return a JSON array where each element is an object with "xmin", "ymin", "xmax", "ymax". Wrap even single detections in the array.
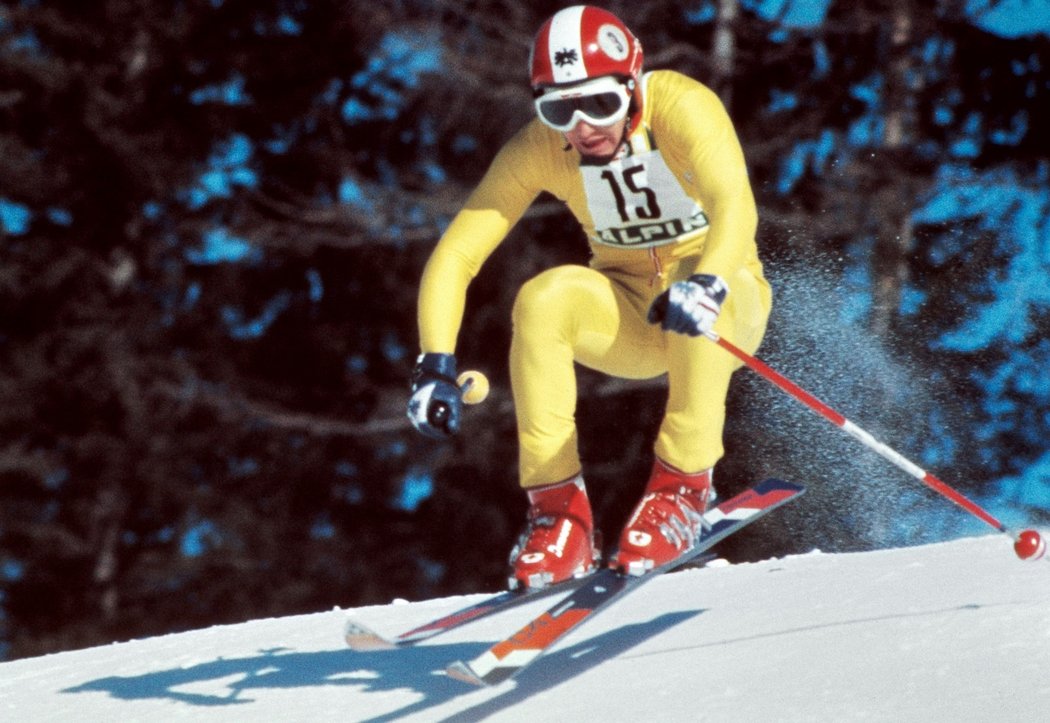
[{"xmin": 512, "ymin": 266, "xmax": 588, "ymax": 330}]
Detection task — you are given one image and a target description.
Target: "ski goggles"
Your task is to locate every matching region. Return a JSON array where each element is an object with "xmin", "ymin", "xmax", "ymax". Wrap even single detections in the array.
[{"xmin": 534, "ymin": 77, "xmax": 631, "ymax": 132}]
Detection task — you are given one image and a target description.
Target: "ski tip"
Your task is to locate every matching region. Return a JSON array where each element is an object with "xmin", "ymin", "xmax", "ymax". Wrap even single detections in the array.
[
  {"xmin": 446, "ymin": 660, "xmax": 489, "ymax": 687},
  {"xmin": 344, "ymin": 619, "xmax": 397, "ymax": 651}
]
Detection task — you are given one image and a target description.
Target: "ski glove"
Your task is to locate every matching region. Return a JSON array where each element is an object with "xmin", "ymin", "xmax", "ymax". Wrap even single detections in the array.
[
  {"xmin": 407, "ymin": 353, "xmax": 462, "ymax": 439},
  {"xmin": 648, "ymin": 274, "xmax": 728, "ymax": 337}
]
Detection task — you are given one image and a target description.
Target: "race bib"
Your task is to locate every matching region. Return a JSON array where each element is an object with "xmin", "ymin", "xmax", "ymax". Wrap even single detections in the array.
[{"xmin": 581, "ymin": 149, "xmax": 708, "ymax": 248}]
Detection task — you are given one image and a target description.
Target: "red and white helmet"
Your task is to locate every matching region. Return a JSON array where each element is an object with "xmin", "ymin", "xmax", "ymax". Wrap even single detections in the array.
[{"xmin": 530, "ymin": 6, "xmax": 643, "ymax": 90}]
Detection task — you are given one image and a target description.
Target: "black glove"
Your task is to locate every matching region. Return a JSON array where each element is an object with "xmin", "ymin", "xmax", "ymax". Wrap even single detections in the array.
[
  {"xmin": 407, "ymin": 353, "xmax": 462, "ymax": 439},
  {"xmin": 648, "ymin": 274, "xmax": 728, "ymax": 337}
]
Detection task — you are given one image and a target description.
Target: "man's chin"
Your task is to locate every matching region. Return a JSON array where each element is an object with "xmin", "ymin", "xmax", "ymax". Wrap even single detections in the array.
[
  {"xmin": 580, "ymin": 152, "xmax": 616, "ymax": 165},
  {"xmin": 578, "ymin": 144, "xmax": 621, "ymax": 165}
]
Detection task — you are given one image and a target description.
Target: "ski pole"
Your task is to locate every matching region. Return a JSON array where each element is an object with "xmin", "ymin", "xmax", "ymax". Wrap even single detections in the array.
[{"xmin": 704, "ymin": 330, "xmax": 1046, "ymax": 561}]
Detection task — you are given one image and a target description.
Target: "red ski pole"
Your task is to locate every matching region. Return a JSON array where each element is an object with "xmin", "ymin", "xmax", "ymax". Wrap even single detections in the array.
[{"xmin": 705, "ymin": 331, "xmax": 1046, "ymax": 561}]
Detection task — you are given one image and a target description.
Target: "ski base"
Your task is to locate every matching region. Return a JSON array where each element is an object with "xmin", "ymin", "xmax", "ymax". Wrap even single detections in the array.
[{"xmin": 447, "ymin": 478, "xmax": 804, "ymax": 686}]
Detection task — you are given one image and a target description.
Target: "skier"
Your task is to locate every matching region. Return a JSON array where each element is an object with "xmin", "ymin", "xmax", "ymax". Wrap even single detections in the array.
[{"xmin": 408, "ymin": 5, "xmax": 771, "ymax": 588}]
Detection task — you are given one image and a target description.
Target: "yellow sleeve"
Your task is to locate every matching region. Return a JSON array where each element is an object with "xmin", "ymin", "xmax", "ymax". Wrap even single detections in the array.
[
  {"xmin": 417, "ymin": 126, "xmax": 545, "ymax": 353},
  {"xmin": 648, "ymin": 72, "xmax": 758, "ymax": 282}
]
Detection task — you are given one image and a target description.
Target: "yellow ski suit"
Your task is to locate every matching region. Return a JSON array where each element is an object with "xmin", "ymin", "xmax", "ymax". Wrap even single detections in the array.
[{"xmin": 417, "ymin": 69, "xmax": 771, "ymax": 488}]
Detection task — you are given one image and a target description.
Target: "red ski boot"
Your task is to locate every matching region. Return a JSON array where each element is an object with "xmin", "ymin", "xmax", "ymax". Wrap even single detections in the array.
[
  {"xmin": 509, "ymin": 475, "xmax": 599, "ymax": 590},
  {"xmin": 613, "ymin": 459, "xmax": 713, "ymax": 576}
]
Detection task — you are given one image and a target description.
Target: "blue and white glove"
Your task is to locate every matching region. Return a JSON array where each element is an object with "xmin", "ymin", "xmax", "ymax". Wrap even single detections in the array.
[
  {"xmin": 648, "ymin": 274, "xmax": 728, "ymax": 337},
  {"xmin": 407, "ymin": 353, "xmax": 462, "ymax": 439}
]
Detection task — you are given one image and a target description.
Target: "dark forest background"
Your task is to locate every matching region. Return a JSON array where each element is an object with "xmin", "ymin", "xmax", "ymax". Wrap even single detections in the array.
[{"xmin": 1, "ymin": 0, "xmax": 1048, "ymax": 661}]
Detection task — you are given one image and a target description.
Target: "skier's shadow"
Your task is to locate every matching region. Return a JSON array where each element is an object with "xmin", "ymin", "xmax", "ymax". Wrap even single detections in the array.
[
  {"xmin": 366, "ymin": 609, "xmax": 704, "ymax": 722},
  {"xmin": 60, "ymin": 609, "xmax": 702, "ymax": 719},
  {"xmin": 60, "ymin": 637, "xmax": 479, "ymax": 710}
]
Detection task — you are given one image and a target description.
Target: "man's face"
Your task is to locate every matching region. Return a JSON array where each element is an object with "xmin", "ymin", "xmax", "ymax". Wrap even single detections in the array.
[
  {"xmin": 533, "ymin": 76, "xmax": 631, "ymax": 161},
  {"xmin": 563, "ymin": 116, "xmax": 628, "ymax": 162}
]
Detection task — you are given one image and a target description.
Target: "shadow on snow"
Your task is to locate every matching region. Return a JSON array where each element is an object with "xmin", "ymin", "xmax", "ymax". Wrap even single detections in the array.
[{"xmin": 60, "ymin": 610, "xmax": 704, "ymax": 720}]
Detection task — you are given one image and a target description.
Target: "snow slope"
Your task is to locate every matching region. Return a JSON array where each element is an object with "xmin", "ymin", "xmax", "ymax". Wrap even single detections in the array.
[{"xmin": 2, "ymin": 535, "xmax": 1048, "ymax": 722}]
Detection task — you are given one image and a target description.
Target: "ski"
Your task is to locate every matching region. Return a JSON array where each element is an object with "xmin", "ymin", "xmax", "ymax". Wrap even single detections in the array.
[
  {"xmin": 344, "ymin": 573, "xmax": 593, "ymax": 651},
  {"xmin": 345, "ymin": 550, "xmax": 718, "ymax": 650},
  {"xmin": 446, "ymin": 478, "xmax": 804, "ymax": 686}
]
